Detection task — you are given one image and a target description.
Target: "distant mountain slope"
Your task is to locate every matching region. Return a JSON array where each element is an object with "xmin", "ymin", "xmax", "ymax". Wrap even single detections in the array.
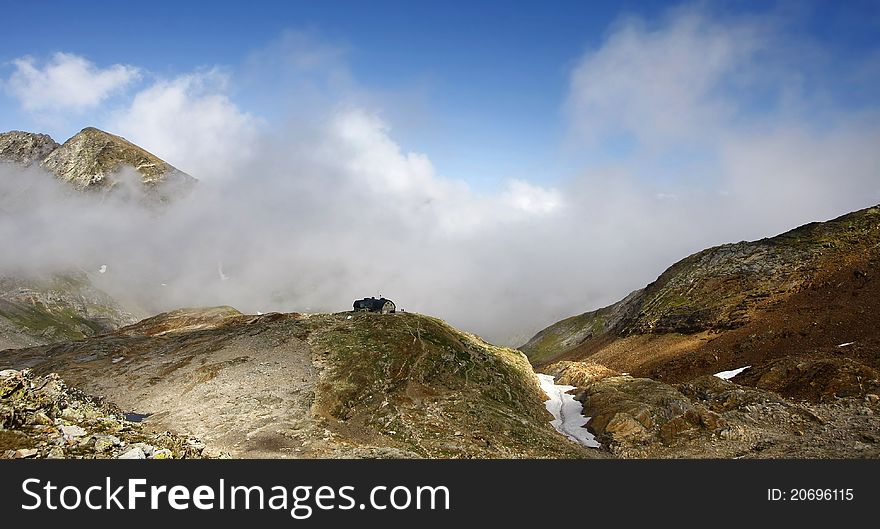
[
  {"xmin": 0, "ymin": 273, "xmax": 137, "ymax": 350},
  {"xmin": 0, "ymin": 127, "xmax": 195, "ymax": 193},
  {"xmin": 0, "ymin": 309, "xmax": 595, "ymax": 459},
  {"xmin": 522, "ymin": 205, "xmax": 880, "ymax": 401}
]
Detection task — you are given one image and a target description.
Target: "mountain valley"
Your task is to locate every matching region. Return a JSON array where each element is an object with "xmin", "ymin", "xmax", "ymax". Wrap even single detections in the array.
[{"xmin": 1, "ymin": 126, "xmax": 878, "ymax": 459}]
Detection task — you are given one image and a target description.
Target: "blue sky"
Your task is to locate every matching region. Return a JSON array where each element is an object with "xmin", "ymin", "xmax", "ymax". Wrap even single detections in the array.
[{"xmin": 2, "ymin": 0, "xmax": 877, "ymax": 191}]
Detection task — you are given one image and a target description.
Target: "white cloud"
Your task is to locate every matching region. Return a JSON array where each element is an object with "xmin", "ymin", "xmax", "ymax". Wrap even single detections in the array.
[
  {"xmin": 567, "ymin": 8, "xmax": 765, "ymax": 148},
  {"xmin": 502, "ymin": 180, "xmax": 562, "ymax": 215},
  {"xmin": 109, "ymin": 70, "xmax": 260, "ymax": 179},
  {"xmin": 317, "ymin": 108, "xmax": 561, "ymax": 236},
  {"xmin": 5, "ymin": 52, "xmax": 139, "ymax": 113},
  {"xmin": 566, "ymin": 5, "xmax": 880, "ymax": 234}
]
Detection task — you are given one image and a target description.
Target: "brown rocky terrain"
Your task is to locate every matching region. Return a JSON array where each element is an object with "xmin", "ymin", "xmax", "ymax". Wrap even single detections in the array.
[
  {"xmin": 3, "ymin": 126, "xmax": 877, "ymax": 460},
  {"xmin": 0, "ymin": 308, "xmax": 596, "ymax": 459},
  {"xmin": 524, "ymin": 204, "xmax": 880, "ymax": 458},
  {"xmin": 524, "ymin": 205, "xmax": 880, "ymax": 397},
  {"xmin": 544, "ymin": 361, "xmax": 879, "ymax": 458}
]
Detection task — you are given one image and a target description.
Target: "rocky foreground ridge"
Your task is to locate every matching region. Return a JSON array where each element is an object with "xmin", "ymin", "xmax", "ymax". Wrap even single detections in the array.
[
  {"xmin": 1, "ymin": 309, "xmax": 595, "ymax": 459},
  {"xmin": 1, "ymin": 368, "xmax": 217, "ymax": 459}
]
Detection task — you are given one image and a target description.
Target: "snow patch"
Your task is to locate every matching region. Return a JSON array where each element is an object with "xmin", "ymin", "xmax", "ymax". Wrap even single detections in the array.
[
  {"xmin": 837, "ymin": 342, "xmax": 854, "ymax": 347},
  {"xmin": 98, "ymin": 264, "xmax": 107, "ymax": 274},
  {"xmin": 714, "ymin": 365, "xmax": 751, "ymax": 380},
  {"xmin": 537, "ymin": 373, "xmax": 600, "ymax": 448}
]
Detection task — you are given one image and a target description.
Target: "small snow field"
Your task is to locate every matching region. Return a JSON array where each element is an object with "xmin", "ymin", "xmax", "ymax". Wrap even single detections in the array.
[
  {"xmin": 537, "ymin": 373, "xmax": 600, "ymax": 448},
  {"xmin": 713, "ymin": 365, "xmax": 751, "ymax": 380}
]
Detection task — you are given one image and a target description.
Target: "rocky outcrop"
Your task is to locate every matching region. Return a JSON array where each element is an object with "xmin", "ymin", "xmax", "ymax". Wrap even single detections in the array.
[
  {"xmin": 0, "ymin": 131, "xmax": 60, "ymax": 166},
  {"xmin": 735, "ymin": 356, "xmax": 880, "ymax": 403},
  {"xmin": 545, "ymin": 360, "xmax": 622, "ymax": 387},
  {"xmin": 576, "ymin": 375, "xmax": 725, "ymax": 445},
  {"xmin": 0, "ymin": 369, "xmax": 218, "ymax": 459},
  {"xmin": 546, "ymin": 361, "xmax": 880, "ymax": 458}
]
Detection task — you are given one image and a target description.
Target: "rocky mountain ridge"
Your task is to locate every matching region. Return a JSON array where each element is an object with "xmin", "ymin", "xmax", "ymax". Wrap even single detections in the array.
[
  {"xmin": 523, "ymin": 205, "xmax": 880, "ymax": 381},
  {"xmin": 0, "ymin": 131, "xmax": 59, "ymax": 166},
  {"xmin": 0, "ymin": 127, "xmax": 195, "ymax": 192}
]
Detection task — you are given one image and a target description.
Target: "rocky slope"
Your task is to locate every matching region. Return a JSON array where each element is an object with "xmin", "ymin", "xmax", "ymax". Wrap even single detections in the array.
[
  {"xmin": 523, "ymin": 205, "xmax": 880, "ymax": 395},
  {"xmin": 0, "ymin": 273, "xmax": 137, "ymax": 350},
  {"xmin": 521, "ymin": 205, "xmax": 880, "ymax": 458},
  {"xmin": 0, "ymin": 368, "xmax": 217, "ymax": 459},
  {"xmin": 0, "ymin": 127, "xmax": 195, "ymax": 194},
  {"xmin": 0, "ymin": 308, "xmax": 596, "ymax": 459}
]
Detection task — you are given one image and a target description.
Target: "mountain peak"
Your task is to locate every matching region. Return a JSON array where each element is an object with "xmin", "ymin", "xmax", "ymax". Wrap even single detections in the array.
[
  {"xmin": 1, "ymin": 126, "xmax": 195, "ymax": 193},
  {"xmin": 41, "ymin": 127, "xmax": 194, "ymax": 190}
]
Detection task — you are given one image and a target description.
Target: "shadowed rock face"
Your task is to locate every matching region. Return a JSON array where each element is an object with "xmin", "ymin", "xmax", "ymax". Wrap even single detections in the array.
[{"xmin": 0, "ymin": 309, "xmax": 597, "ymax": 459}]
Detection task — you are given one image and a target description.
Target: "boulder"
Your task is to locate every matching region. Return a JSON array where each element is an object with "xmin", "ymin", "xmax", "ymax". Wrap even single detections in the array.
[
  {"xmin": 118, "ymin": 447, "xmax": 146, "ymax": 459},
  {"xmin": 577, "ymin": 375, "xmax": 723, "ymax": 446},
  {"xmin": 60, "ymin": 425, "xmax": 87, "ymax": 438}
]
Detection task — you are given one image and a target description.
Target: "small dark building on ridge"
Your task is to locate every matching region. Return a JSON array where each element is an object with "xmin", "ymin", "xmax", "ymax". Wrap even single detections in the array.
[{"xmin": 353, "ymin": 297, "xmax": 396, "ymax": 314}]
